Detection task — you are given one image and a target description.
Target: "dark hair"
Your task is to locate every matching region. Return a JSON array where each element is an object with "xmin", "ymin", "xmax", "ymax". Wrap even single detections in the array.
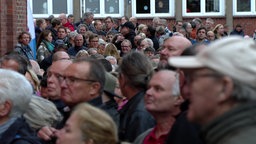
[
  {"xmin": 51, "ymin": 18, "xmax": 61, "ymax": 27},
  {"xmin": 105, "ymin": 16, "xmax": 114, "ymax": 23},
  {"xmin": 196, "ymin": 27, "xmax": 207, "ymax": 35},
  {"xmin": 40, "ymin": 74, "xmax": 48, "ymax": 87},
  {"xmin": 236, "ymin": 24, "xmax": 242, "ymax": 28},
  {"xmin": 36, "ymin": 19, "xmax": 45, "ymax": 27},
  {"xmin": 57, "ymin": 26, "xmax": 67, "ymax": 33},
  {"xmin": 137, "ymin": 38, "xmax": 144, "ymax": 46},
  {"xmin": 113, "ymin": 18, "xmax": 119, "ymax": 25},
  {"xmin": 98, "ymin": 59, "xmax": 112, "ymax": 72},
  {"xmin": 37, "ymin": 30, "xmax": 52, "ymax": 49},
  {"xmin": 89, "ymin": 34, "xmax": 99, "ymax": 42},
  {"xmin": 18, "ymin": 31, "xmax": 32, "ymax": 43},
  {"xmin": 73, "ymin": 58, "xmax": 106, "ymax": 94},
  {"xmin": 68, "ymin": 14, "xmax": 74, "ymax": 18},
  {"xmin": 190, "ymin": 21, "xmax": 196, "ymax": 29},
  {"xmin": 82, "ymin": 12, "xmax": 94, "ymax": 20},
  {"xmin": 0, "ymin": 53, "xmax": 29, "ymax": 75},
  {"xmin": 121, "ymin": 16, "xmax": 129, "ymax": 21},
  {"xmin": 147, "ymin": 25, "xmax": 156, "ymax": 36},
  {"xmin": 118, "ymin": 51, "xmax": 154, "ymax": 90}
]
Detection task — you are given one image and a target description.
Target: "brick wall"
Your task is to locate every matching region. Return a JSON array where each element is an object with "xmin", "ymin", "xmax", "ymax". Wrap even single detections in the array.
[{"xmin": 0, "ymin": 0, "xmax": 27, "ymax": 56}]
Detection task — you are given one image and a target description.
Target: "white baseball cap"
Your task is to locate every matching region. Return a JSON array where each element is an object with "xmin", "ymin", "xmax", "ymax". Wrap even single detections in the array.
[{"xmin": 168, "ymin": 36, "xmax": 256, "ymax": 87}]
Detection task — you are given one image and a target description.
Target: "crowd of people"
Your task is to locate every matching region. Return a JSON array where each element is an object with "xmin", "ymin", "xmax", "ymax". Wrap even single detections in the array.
[{"xmin": 1, "ymin": 11, "xmax": 256, "ymax": 144}]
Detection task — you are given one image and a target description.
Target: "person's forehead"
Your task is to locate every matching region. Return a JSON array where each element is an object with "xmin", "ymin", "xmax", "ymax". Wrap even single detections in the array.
[
  {"xmin": 75, "ymin": 35, "xmax": 83, "ymax": 39},
  {"xmin": 65, "ymin": 62, "xmax": 89, "ymax": 75},
  {"xmin": 151, "ymin": 70, "xmax": 176, "ymax": 84},
  {"xmin": 207, "ymin": 32, "xmax": 214, "ymax": 35},
  {"xmin": 183, "ymin": 67, "xmax": 214, "ymax": 75},
  {"xmin": 163, "ymin": 38, "xmax": 179, "ymax": 46},
  {"xmin": 105, "ymin": 18, "xmax": 112, "ymax": 22},
  {"xmin": 122, "ymin": 41, "xmax": 130, "ymax": 45},
  {"xmin": 50, "ymin": 61, "xmax": 71, "ymax": 72},
  {"xmin": 58, "ymin": 29, "xmax": 65, "ymax": 32},
  {"xmin": 80, "ymin": 27, "xmax": 86, "ymax": 30},
  {"xmin": 1, "ymin": 60, "xmax": 19, "ymax": 71},
  {"xmin": 199, "ymin": 29, "xmax": 206, "ymax": 33},
  {"xmin": 135, "ymin": 35, "xmax": 141, "ymax": 39}
]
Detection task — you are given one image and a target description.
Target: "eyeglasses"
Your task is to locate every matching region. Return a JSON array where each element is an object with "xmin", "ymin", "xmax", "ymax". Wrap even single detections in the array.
[
  {"xmin": 187, "ymin": 73, "xmax": 223, "ymax": 83},
  {"xmin": 62, "ymin": 76, "xmax": 96, "ymax": 85}
]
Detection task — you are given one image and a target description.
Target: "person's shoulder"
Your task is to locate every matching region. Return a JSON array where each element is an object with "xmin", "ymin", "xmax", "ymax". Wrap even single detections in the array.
[
  {"xmin": 133, "ymin": 128, "xmax": 153, "ymax": 144},
  {"xmin": 222, "ymin": 126, "xmax": 256, "ymax": 144},
  {"xmin": 11, "ymin": 138, "xmax": 42, "ymax": 144}
]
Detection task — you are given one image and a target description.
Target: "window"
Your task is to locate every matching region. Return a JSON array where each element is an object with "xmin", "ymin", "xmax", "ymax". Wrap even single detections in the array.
[
  {"xmin": 81, "ymin": 0, "xmax": 124, "ymax": 18},
  {"xmin": 183, "ymin": 0, "xmax": 224, "ymax": 16},
  {"xmin": 30, "ymin": 0, "xmax": 73, "ymax": 18},
  {"xmin": 234, "ymin": 0, "xmax": 256, "ymax": 15},
  {"xmin": 132, "ymin": 0, "xmax": 175, "ymax": 17}
]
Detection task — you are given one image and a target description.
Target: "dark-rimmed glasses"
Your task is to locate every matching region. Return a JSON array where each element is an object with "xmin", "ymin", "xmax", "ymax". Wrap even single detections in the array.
[{"xmin": 62, "ymin": 76, "xmax": 96, "ymax": 85}]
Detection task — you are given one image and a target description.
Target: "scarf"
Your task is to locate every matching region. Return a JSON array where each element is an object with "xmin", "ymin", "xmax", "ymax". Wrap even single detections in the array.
[{"xmin": 43, "ymin": 40, "xmax": 54, "ymax": 52}]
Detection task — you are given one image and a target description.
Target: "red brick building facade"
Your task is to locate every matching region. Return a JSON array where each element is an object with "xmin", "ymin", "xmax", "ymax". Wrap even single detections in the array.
[{"xmin": 0, "ymin": 0, "xmax": 27, "ymax": 56}]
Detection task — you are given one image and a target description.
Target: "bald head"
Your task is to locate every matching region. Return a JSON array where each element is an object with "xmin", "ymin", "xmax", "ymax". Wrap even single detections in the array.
[
  {"xmin": 53, "ymin": 51, "xmax": 70, "ymax": 62},
  {"xmin": 159, "ymin": 36, "xmax": 191, "ymax": 66}
]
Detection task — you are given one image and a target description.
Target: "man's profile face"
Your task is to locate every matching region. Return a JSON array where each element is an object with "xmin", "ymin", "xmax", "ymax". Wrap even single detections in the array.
[
  {"xmin": 61, "ymin": 62, "xmax": 94, "ymax": 107},
  {"xmin": 159, "ymin": 38, "xmax": 183, "ymax": 65},
  {"xmin": 145, "ymin": 70, "xmax": 182, "ymax": 114},
  {"xmin": 186, "ymin": 68, "xmax": 223, "ymax": 124}
]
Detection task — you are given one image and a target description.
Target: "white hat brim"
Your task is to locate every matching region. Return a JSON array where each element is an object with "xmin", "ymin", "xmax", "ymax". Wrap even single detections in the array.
[{"xmin": 168, "ymin": 56, "xmax": 204, "ymax": 68}]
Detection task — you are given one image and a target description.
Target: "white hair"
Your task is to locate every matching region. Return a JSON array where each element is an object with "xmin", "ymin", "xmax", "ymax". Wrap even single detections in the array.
[
  {"xmin": 0, "ymin": 69, "xmax": 33, "ymax": 118},
  {"xmin": 143, "ymin": 38, "xmax": 154, "ymax": 48}
]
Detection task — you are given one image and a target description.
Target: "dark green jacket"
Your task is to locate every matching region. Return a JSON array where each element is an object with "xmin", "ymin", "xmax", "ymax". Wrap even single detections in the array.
[{"xmin": 201, "ymin": 102, "xmax": 256, "ymax": 144}]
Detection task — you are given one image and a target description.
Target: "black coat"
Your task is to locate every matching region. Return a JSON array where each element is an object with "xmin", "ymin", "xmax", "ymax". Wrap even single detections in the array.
[
  {"xmin": 1, "ymin": 118, "xmax": 41, "ymax": 144},
  {"xmin": 118, "ymin": 91, "xmax": 155, "ymax": 142},
  {"xmin": 165, "ymin": 111, "xmax": 204, "ymax": 144}
]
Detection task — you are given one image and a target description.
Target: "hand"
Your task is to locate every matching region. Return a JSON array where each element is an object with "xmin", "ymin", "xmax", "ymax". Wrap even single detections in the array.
[{"xmin": 37, "ymin": 126, "xmax": 58, "ymax": 141}]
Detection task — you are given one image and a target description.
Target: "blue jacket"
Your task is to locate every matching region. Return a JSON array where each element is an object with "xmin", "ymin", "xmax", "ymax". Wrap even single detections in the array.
[{"xmin": 1, "ymin": 118, "xmax": 41, "ymax": 144}]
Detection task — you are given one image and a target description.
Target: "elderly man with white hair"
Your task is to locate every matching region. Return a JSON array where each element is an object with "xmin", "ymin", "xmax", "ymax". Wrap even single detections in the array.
[
  {"xmin": 169, "ymin": 36, "xmax": 256, "ymax": 144},
  {"xmin": 0, "ymin": 69, "xmax": 41, "ymax": 144}
]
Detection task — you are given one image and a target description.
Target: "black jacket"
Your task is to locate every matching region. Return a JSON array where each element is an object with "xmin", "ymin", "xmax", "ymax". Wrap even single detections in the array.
[
  {"xmin": 134, "ymin": 111, "xmax": 203, "ymax": 144},
  {"xmin": 165, "ymin": 111, "xmax": 204, "ymax": 144},
  {"xmin": 1, "ymin": 118, "xmax": 41, "ymax": 144},
  {"xmin": 118, "ymin": 91, "xmax": 155, "ymax": 142},
  {"xmin": 124, "ymin": 30, "xmax": 136, "ymax": 49}
]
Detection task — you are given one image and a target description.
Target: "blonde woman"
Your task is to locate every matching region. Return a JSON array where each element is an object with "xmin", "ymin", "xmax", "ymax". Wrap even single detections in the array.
[
  {"xmin": 137, "ymin": 24, "xmax": 148, "ymax": 34},
  {"xmin": 104, "ymin": 43, "xmax": 121, "ymax": 63},
  {"xmin": 213, "ymin": 24, "xmax": 225, "ymax": 39},
  {"xmin": 25, "ymin": 68, "xmax": 40, "ymax": 94},
  {"xmin": 56, "ymin": 103, "xmax": 118, "ymax": 144}
]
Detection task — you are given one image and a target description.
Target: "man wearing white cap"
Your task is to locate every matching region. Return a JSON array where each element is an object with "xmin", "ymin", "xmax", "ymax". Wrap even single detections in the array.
[{"xmin": 168, "ymin": 36, "xmax": 256, "ymax": 144}]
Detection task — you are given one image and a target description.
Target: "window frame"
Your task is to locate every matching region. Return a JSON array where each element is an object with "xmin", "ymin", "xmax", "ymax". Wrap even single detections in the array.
[
  {"xmin": 182, "ymin": 0, "xmax": 225, "ymax": 17},
  {"xmin": 233, "ymin": 0, "xmax": 256, "ymax": 16},
  {"xmin": 80, "ymin": 0, "xmax": 124, "ymax": 18},
  {"xmin": 30, "ymin": 0, "xmax": 73, "ymax": 18},
  {"xmin": 131, "ymin": 0, "xmax": 175, "ymax": 18}
]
